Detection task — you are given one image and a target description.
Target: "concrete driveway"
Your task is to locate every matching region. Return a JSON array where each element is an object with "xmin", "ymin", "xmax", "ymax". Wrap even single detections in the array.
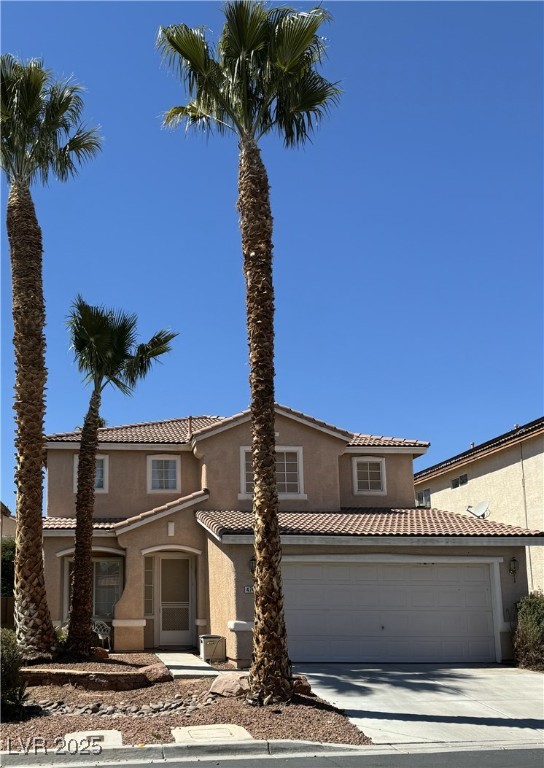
[{"xmin": 294, "ymin": 663, "xmax": 544, "ymax": 746}]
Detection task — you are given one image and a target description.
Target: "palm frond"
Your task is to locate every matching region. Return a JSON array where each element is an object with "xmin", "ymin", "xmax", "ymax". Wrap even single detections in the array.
[
  {"xmin": 68, "ymin": 296, "xmax": 177, "ymax": 397},
  {"xmin": 158, "ymin": 23, "xmax": 243, "ymax": 136},
  {"xmin": 159, "ymin": 2, "xmax": 339, "ymax": 146},
  {"xmin": 0, "ymin": 53, "xmax": 101, "ymax": 187},
  {"xmin": 123, "ymin": 329, "xmax": 178, "ymax": 388}
]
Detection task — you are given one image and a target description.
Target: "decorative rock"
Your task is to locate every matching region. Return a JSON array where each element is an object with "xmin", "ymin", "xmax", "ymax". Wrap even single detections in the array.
[
  {"xmin": 141, "ymin": 663, "xmax": 173, "ymax": 684},
  {"xmin": 293, "ymin": 674, "xmax": 312, "ymax": 696},
  {"xmin": 209, "ymin": 672, "xmax": 249, "ymax": 698},
  {"xmin": 90, "ymin": 646, "xmax": 109, "ymax": 660}
]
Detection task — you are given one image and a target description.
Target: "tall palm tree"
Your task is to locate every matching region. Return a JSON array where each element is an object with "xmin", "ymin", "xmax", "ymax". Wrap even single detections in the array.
[
  {"xmin": 158, "ymin": 1, "xmax": 339, "ymax": 703},
  {"xmin": 0, "ymin": 54, "xmax": 101, "ymax": 660},
  {"xmin": 66, "ymin": 296, "xmax": 177, "ymax": 657}
]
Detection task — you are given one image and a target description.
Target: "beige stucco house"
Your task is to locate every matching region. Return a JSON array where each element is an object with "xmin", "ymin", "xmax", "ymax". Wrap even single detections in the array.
[
  {"xmin": 43, "ymin": 405, "xmax": 543, "ymax": 666},
  {"xmin": 414, "ymin": 417, "xmax": 543, "ymax": 592},
  {"xmin": 1, "ymin": 502, "xmax": 16, "ymax": 538}
]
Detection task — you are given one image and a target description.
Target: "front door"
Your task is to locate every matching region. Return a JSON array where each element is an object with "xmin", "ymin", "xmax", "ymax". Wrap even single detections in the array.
[{"xmin": 159, "ymin": 556, "xmax": 192, "ymax": 646}]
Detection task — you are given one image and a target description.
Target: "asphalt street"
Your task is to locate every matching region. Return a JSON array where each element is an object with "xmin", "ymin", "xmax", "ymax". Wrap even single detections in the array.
[{"xmin": 18, "ymin": 746, "xmax": 541, "ymax": 768}]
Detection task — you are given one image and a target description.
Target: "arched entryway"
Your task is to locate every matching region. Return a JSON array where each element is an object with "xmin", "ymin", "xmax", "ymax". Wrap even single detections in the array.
[{"xmin": 141, "ymin": 546, "xmax": 200, "ymax": 648}]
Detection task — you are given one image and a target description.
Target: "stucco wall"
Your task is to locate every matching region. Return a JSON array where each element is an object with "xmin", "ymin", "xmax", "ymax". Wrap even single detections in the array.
[
  {"xmin": 47, "ymin": 448, "xmax": 200, "ymax": 519},
  {"xmin": 415, "ymin": 434, "xmax": 544, "ymax": 590},
  {"xmin": 207, "ymin": 538, "xmax": 238, "ymax": 658},
  {"xmin": 197, "ymin": 414, "xmax": 346, "ymax": 511},
  {"xmin": 340, "ymin": 452, "xmax": 416, "ymax": 508}
]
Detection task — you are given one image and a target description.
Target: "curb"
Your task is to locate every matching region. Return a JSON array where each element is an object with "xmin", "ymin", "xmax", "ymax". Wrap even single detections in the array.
[
  {"xmin": 1, "ymin": 738, "xmax": 543, "ymax": 766},
  {"xmin": 0, "ymin": 739, "xmax": 365, "ymax": 766}
]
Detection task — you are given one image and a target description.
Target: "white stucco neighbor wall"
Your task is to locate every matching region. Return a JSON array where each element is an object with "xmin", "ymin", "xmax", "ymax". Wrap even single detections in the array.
[{"xmin": 415, "ymin": 434, "xmax": 544, "ymax": 590}]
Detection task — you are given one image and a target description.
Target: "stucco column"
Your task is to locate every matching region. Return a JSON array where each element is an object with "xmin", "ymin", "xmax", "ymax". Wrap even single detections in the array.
[
  {"xmin": 112, "ymin": 537, "xmax": 145, "ymax": 650},
  {"xmin": 196, "ymin": 552, "xmax": 209, "ymax": 636}
]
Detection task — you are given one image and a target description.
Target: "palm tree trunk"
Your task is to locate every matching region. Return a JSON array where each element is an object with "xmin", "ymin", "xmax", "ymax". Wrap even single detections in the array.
[
  {"xmin": 67, "ymin": 387, "xmax": 102, "ymax": 657},
  {"xmin": 238, "ymin": 138, "xmax": 293, "ymax": 704},
  {"xmin": 7, "ymin": 181, "xmax": 55, "ymax": 661}
]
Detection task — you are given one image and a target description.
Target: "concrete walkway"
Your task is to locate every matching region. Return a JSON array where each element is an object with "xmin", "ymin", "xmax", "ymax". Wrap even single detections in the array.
[
  {"xmin": 156, "ymin": 651, "xmax": 219, "ymax": 679},
  {"xmin": 295, "ymin": 663, "xmax": 544, "ymax": 746}
]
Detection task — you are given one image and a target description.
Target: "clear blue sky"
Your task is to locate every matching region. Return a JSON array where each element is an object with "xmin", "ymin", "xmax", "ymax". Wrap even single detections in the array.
[{"xmin": 1, "ymin": 1, "xmax": 542, "ymax": 513}]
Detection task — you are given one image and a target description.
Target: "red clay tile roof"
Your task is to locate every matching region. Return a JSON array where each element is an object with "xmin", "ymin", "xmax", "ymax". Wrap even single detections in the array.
[
  {"xmin": 349, "ymin": 434, "xmax": 427, "ymax": 448},
  {"xmin": 415, "ymin": 416, "xmax": 544, "ymax": 482},
  {"xmin": 114, "ymin": 490, "xmax": 209, "ymax": 530},
  {"xmin": 46, "ymin": 416, "xmax": 225, "ymax": 444},
  {"xmin": 46, "ymin": 404, "xmax": 428, "ymax": 451},
  {"xmin": 195, "ymin": 508, "xmax": 544, "ymax": 538},
  {"xmin": 43, "ymin": 517, "xmax": 125, "ymax": 530}
]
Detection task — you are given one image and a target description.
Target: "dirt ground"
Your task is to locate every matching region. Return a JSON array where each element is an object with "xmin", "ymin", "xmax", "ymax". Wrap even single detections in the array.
[{"xmin": 0, "ymin": 654, "xmax": 371, "ymax": 748}]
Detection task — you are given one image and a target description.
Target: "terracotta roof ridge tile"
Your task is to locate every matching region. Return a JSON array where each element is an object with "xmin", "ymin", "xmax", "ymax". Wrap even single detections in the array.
[{"xmin": 115, "ymin": 489, "xmax": 210, "ymax": 529}]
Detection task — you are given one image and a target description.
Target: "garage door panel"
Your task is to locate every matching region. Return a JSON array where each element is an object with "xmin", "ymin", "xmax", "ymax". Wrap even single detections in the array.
[
  {"xmin": 463, "ymin": 565, "xmax": 489, "ymax": 582},
  {"xmin": 283, "ymin": 562, "xmax": 496, "ymax": 663},
  {"xmin": 465, "ymin": 589, "xmax": 491, "ymax": 609},
  {"xmin": 379, "ymin": 587, "xmax": 410, "ymax": 608},
  {"xmin": 467, "ymin": 611, "xmax": 494, "ymax": 634}
]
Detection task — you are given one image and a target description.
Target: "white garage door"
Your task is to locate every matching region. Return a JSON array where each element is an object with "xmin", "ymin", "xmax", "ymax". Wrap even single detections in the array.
[{"xmin": 283, "ymin": 561, "xmax": 496, "ymax": 663}]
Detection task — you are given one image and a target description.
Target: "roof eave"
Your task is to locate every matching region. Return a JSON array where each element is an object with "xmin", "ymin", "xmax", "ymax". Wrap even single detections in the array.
[{"xmin": 218, "ymin": 534, "xmax": 543, "ymax": 546}]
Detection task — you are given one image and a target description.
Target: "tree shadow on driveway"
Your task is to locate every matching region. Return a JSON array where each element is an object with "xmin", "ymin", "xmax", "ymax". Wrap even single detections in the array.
[{"xmin": 294, "ymin": 663, "xmax": 486, "ymax": 697}]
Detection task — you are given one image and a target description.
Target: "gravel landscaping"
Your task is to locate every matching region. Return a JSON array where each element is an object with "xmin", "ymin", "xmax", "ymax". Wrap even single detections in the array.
[{"xmin": 0, "ymin": 655, "xmax": 371, "ymax": 748}]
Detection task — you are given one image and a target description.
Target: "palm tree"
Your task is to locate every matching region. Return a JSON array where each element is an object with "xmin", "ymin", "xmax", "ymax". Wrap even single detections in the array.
[
  {"xmin": 158, "ymin": 1, "xmax": 339, "ymax": 703},
  {"xmin": 0, "ymin": 54, "xmax": 101, "ymax": 660},
  {"xmin": 66, "ymin": 296, "xmax": 177, "ymax": 657}
]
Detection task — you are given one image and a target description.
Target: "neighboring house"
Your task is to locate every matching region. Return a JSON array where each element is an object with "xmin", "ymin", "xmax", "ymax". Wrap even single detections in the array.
[
  {"xmin": 43, "ymin": 404, "xmax": 543, "ymax": 665},
  {"xmin": 1, "ymin": 502, "xmax": 16, "ymax": 538},
  {"xmin": 414, "ymin": 417, "xmax": 543, "ymax": 592}
]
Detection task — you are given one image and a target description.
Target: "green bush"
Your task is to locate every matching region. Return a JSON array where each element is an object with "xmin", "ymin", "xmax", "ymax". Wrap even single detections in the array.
[
  {"xmin": 1, "ymin": 628, "xmax": 27, "ymax": 718},
  {"xmin": 514, "ymin": 590, "xmax": 544, "ymax": 671},
  {"xmin": 1, "ymin": 536, "xmax": 15, "ymax": 596}
]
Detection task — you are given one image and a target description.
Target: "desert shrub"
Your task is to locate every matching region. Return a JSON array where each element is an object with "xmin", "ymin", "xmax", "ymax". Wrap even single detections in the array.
[
  {"xmin": 1, "ymin": 628, "xmax": 27, "ymax": 718},
  {"xmin": 1, "ymin": 536, "xmax": 15, "ymax": 596},
  {"xmin": 514, "ymin": 590, "xmax": 544, "ymax": 671}
]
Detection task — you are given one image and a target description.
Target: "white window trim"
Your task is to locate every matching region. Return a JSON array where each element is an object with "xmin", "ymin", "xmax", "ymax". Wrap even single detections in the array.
[
  {"xmin": 238, "ymin": 446, "xmax": 307, "ymax": 500},
  {"xmin": 352, "ymin": 456, "xmax": 387, "ymax": 496},
  {"xmin": 146, "ymin": 454, "xmax": 181, "ymax": 494},
  {"xmin": 73, "ymin": 454, "xmax": 109, "ymax": 494}
]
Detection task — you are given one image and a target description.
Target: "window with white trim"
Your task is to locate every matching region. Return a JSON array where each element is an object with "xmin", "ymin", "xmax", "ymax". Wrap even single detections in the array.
[
  {"xmin": 240, "ymin": 447, "xmax": 306, "ymax": 498},
  {"xmin": 352, "ymin": 456, "xmax": 386, "ymax": 495},
  {"xmin": 147, "ymin": 455, "xmax": 181, "ymax": 493},
  {"xmin": 65, "ymin": 557, "xmax": 124, "ymax": 620},
  {"xmin": 416, "ymin": 488, "xmax": 431, "ymax": 508},
  {"xmin": 73, "ymin": 454, "xmax": 109, "ymax": 494}
]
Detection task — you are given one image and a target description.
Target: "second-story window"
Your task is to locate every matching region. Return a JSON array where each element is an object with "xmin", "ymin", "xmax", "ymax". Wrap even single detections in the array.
[
  {"xmin": 451, "ymin": 473, "xmax": 468, "ymax": 489},
  {"xmin": 147, "ymin": 455, "xmax": 181, "ymax": 493},
  {"xmin": 352, "ymin": 456, "xmax": 386, "ymax": 495},
  {"xmin": 73, "ymin": 454, "xmax": 109, "ymax": 494},
  {"xmin": 240, "ymin": 447, "xmax": 305, "ymax": 498},
  {"xmin": 416, "ymin": 488, "xmax": 431, "ymax": 508}
]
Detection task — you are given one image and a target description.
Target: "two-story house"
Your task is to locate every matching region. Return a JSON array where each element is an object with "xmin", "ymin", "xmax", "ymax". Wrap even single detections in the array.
[
  {"xmin": 43, "ymin": 404, "xmax": 543, "ymax": 666},
  {"xmin": 414, "ymin": 417, "xmax": 543, "ymax": 592}
]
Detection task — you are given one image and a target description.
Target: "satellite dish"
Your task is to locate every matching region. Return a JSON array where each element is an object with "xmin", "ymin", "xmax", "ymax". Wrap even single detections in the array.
[{"xmin": 466, "ymin": 500, "xmax": 489, "ymax": 519}]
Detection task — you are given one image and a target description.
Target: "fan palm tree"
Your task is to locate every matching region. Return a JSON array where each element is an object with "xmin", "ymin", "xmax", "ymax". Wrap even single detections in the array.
[
  {"xmin": 1, "ymin": 54, "xmax": 101, "ymax": 660},
  {"xmin": 66, "ymin": 296, "xmax": 177, "ymax": 657},
  {"xmin": 158, "ymin": 1, "xmax": 339, "ymax": 703}
]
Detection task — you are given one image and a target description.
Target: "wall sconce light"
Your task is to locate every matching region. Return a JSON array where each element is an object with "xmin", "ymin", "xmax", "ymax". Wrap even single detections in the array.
[
  {"xmin": 249, "ymin": 556, "xmax": 256, "ymax": 575},
  {"xmin": 509, "ymin": 557, "xmax": 519, "ymax": 582}
]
